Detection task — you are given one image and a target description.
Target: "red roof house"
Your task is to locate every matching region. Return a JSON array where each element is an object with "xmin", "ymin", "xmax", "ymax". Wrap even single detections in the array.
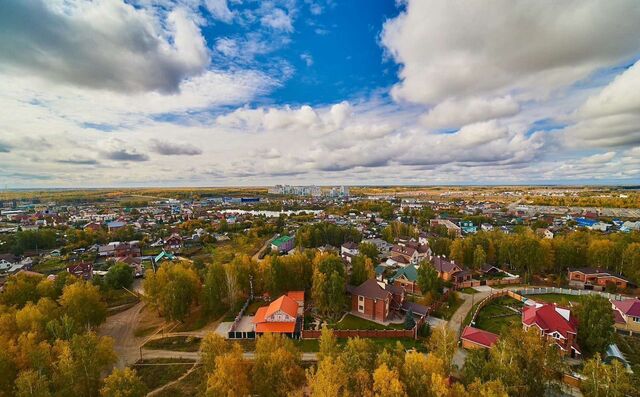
[
  {"xmin": 522, "ymin": 303, "xmax": 580, "ymax": 357},
  {"xmin": 253, "ymin": 293, "xmax": 301, "ymax": 335},
  {"xmin": 461, "ymin": 326, "xmax": 499, "ymax": 349}
]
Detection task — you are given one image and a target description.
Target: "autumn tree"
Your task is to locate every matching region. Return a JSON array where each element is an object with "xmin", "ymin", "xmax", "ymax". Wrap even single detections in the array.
[
  {"xmin": 372, "ymin": 363, "xmax": 406, "ymax": 397},
  {"xmin": 206, "ymin": 344, "xmax": 250, "ymax": 397},
  {"xmin": 350, "ymin": 255, "xmax": 375, "ymax": 286},
  {"xmin": 201, "ymin": 332, "xmax": 230, "ymax": 373},
  {"xmin": 143, "ymin": 262, "xmax": 201, "ymax": 322},
  {"xmin": 402, "ymin": 351, "xmax": 445, "ymax": 397},
  {"xmin": 311, "ymin": 253, "xmax": 346, "ymax": 319},
  {"xmin": 15, "ymin": 370, "xmax": 52, "ymax": 397},
  {"xmin": 59, "ymin": 282, "xmax": 107, "ymax": 329},
  {"xmin": 252, "ymin": 333, "xmax": 304, "ymax": 397},
  {"xmin": 473, "ymin": 245, "xmax": 487, "ymax": 269},
  {"xmin": 318, "ymin": 326, "xmax": 339, "ymax": 362},
  {"xmin": 341, "ymin": 337, "xmax": 377, "ymax": 395},
  {"xmin": 576, "ymin": 295, "xmax": 614, "ymax": 355},
  {"xmin": 100, "ymin": 368, "xmax": 147, "ymax": 397},
  {"xmin": 307, "ymin": 357, "xmax": 349, "ymax": 397},
  {"xmin": 359, "ymin": 242, "xmax": 380, "ymax": 262},
  {"xmin": 427, "ymin": 325, "xmax": 456, "ymax": 374},
  {"xmin": 581, "ymin": 354, "xmax": 633, "ymax": 397},
  {"xmin": 202, "ymin": 262, "xmax": 229, "ymax": 316}
]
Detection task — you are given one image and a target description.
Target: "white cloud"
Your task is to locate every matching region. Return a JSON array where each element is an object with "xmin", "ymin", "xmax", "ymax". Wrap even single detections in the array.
[
  {"xmin": 260, "ymin": 8, "xmax": 293, "ymax": 32},
  {"xmin": 420, "ymin": 96, "xmax": 519, "ymax": 129},
  {"xmin": 204, "ymin": 0, "xmax": 234, "ymax": 22},
  {"xmin": 300, "ymin": 53, "xmax": 314, "ymax": 67},
  {"xmin": 381, "ymin": 0, "xmax": 640, "ymax": 105}
]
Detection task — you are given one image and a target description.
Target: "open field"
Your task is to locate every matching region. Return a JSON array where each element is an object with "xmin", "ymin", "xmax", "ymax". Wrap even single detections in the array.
[
  {"xmin": 154, "ymin": 365, "xmax": 206, "ymax": 397},
  {"xmin": 132, "ymin": 358, "xmax": 196, "ymax": 391},
  {"xmin": 144, "ymin": 336, "xmax": 202, "ymax": 352},
  {"xmin": 524, "ymin": 293, "xmax": 587, "ymax": 306},
  {"xmin": 431, "ymin": 294, "xmax": 464, "ymax": 320}
]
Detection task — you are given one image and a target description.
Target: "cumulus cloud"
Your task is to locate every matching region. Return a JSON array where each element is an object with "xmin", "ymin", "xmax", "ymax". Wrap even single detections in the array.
[
  {"xmin": 420, "ymin": 96, "xmax": 519, "ymax": 129},
  {"xmin": 381, "ymin": 0, "xmax": 640, "ymax": 105},
  {"xmin": 0, "ymin": 0, "xmax": 209, "ymax": 94},
  {"xmin": 150, "ymin": 140, "xmax": 203, "ymax": 156},
  {"xmin": 564, "ymin": 61, "xmax": 640, "ymax": 147}
]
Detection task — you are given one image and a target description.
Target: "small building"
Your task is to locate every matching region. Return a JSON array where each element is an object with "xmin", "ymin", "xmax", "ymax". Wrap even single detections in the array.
[
  {"xmin": 253, "ymin": 293, "xmax": 302, "ymax": 337},
  {"xmin": 67, "ymin": 262, "xmax": 93, "ymax": 280},
  {"xmin": 568, "ymin": 268, "xmax": 633, "ymax": 290},
  {"xmin": 107, "ymin": 221, "xmax": 126, "ymax": 232},
  {"xmin": 459, "ymin": 220, "xmax": 477, "ymax": 234},
  {"xmin": 430, "ymin": 219, "xmax": 461, "ymax": 237},
  {"xmin": 271, "ymin": 236, "xmax": 295, "ymax": 253},
  {"xmin": 461, "ymin": 326, "xmax": 499, "ymax": 349}
]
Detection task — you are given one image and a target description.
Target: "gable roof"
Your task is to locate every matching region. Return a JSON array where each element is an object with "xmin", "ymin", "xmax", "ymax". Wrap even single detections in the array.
[
  {"xmin": 461, "ymin": 326, "xmax": 499, "ymax": 348},
  {"xmin": 286, "ymin": 290, "xmax": 305, "ymax": 303},
  {"xmin": 391, "ymin": 265, "xmax": 418, "ymax": 282},
  {"xmin": 348, "ymin": 279, "xmax": 391, "ymax": 300},
  {"xmin": 431, "ymin": 256, "xmax": 460, "ymax": 274},
  {"xmin": 265, "ymin": 294, "xmax": 299, "ymax": 319},
  {"xmin": 272, "ymin": 235, "xmax": 294, "ymax": 247},
  {"xmin": 613, "ymin": 298, "xmax": 640, "ymax": 317},
  {"xmin": 522, "ymin": 304, "xmax": 577, "ymax": 339}
]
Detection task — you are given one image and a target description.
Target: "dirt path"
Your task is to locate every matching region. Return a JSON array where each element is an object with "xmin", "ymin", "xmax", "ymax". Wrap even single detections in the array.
[
  {"xmin": 146, "ymin": 362, "xmax": 199, "ymax": 397},
  {"xmin": 251, "ymin": 234, "xmax": 277, "ymax": 262},
  {"xmin": 99, "ymin": 301, "xmax": 147, "ymax": 368},
  {"xmin": 447, "ymin": 290, "xmax": 492, "ymax": 337}
]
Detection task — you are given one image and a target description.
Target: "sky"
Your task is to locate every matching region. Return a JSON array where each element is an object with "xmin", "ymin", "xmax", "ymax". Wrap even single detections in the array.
[{"xmin": 0, "ymin": 0, "xmax": 639, "ymax": 188}]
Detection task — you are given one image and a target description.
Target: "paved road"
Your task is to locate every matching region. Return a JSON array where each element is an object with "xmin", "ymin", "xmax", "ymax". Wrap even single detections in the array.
[{"xmin": 140, "ymin": 349, "xmax": 318, "ymax": 362}]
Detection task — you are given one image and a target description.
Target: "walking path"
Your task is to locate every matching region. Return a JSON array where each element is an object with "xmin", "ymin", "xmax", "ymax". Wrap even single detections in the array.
[{"xmin": 447, "ymin": 290, "xmax": 492, "ymax": 337}]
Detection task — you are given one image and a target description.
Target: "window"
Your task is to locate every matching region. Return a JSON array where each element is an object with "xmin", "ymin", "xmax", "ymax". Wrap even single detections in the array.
[
  {"xmin": 633, "ymin": 317, "xmax": 640, "ymax": 323},
  {"xmin": 358, "ymin": 295, "xmax": 364, "ymax": 302}
]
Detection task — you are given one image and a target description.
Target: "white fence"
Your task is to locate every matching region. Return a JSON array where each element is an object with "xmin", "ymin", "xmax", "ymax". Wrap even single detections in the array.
[{"xmin": 513, "ymin": 287, "xmax": 625, "ymax": 302}]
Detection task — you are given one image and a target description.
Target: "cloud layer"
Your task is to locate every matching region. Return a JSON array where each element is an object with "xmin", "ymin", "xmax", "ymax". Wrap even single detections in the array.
[{"xmin": 0, "ymin": 0, "xmax": 638, "ymax": 187}]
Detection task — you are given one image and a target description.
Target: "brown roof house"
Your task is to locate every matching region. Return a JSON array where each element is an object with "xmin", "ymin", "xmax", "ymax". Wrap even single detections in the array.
[{"xmin": 347, "ymin": 279, "xmax": 405, "ymax": 322}]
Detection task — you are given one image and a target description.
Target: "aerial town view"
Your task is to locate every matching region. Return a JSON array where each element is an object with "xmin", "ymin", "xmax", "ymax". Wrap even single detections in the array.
[{"xmin": 1, "ymin": 1, "xmax": 640, "ymax": 397}]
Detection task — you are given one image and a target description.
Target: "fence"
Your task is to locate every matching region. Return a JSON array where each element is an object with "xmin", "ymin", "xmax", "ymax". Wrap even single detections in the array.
[
  {"xmin": 457, "ymin": 277, "xmax": 521, "ymax": 289},
  {"xmin": 466, "ymin": 290, "xmax": 524, "ymax": 329},
  {"xmin": 513, "ymin": 286, "xmax": 625, "ymax": 301},
  {"xmin": 302, "ymin": 328, "xmax": 416, "ymax": 339}
]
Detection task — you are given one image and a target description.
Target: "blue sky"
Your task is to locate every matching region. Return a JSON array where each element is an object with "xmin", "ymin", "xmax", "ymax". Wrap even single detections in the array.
[{"xmin": 0, "ymin": 0, "xmax": 639, "ymax": 187}]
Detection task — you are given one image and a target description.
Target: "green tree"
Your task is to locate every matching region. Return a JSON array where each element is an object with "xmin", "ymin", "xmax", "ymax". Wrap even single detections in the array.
[
  {"xmin": 359, "ymin": 242, "xmax": 380, "ymax": 262},
  {"xmin": 350, "ymin": 255, "xmax": 375, "ymax": 286},
  {"xmin": 416, "ymin": 261, "xmax": 441, "ymax": 297},
  {"xmin": 202, "ymin": 262, "xmax": 229, "ymax": 316},
  {"xmin": 100, "ymin": 368, "xmax": 147, "ymax": 397},
  {"xmin": 104, "ymin": 263, "xmax": 134, "ymax": 290},
  {"xmin": 577, "ymin": 295, "xmax": 615, "ymax": 356},
  {"xmin": 404, "ymin": 310, "xmax": 416, "ymax": 330}
]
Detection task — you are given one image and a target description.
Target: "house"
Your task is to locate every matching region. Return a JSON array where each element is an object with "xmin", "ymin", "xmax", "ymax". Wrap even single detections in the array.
[
  {"xmin": 459, "ymin": 220, "xmax": 477, "ymax": 234},
  {"xmin": 430, "ymin": 219, "xmax": 461, "ymax": 237},
  {"xmin": 430, "ymin": 256, "xmax": 471, "ymax": 284},
  {"xmin": 154, "ymin": 250, "xmax": 176, "ymax": 263},
  {"xmin": 389, "ymin": 264, "xmax": 420, "ymax": 294},
  {"xmin": 567, "ymin": 268, "xmax": 633, "ymax": 290},
  {"xmin": 107, "ymin": 221, "xmax": 126, "ymax": 232},
  {"xmin": 67, "ymin": 262, "xmax": 93, "ymax": 280},
  {"xmin": 390, "ymin": 245, "xmax": 419, "ymax": 265},
  {"xmin": 611, "ymin": 298, "xmax": 640, "ymax": 335},
  {"xmin": 286, "ymin": 291, "xmax": 305, "ymax": 315},
  {"xmin": 536, "ymin": 228, "xmax": 554, "ymax": 239},
  {"xmin": 361, "ymin": 238, "xmax": 393, "ymax": 253},
  {"xmin": 522, "ymin": 303, "xmax": 580, "ymax": 358},
  {"xmin": 341, "ymin": 241, "xmax": 359, "ymax": 263},
  {"xmin": 461, "ymin": 326, "xmax": 499, "ymax": 349},
  {"xmin": 253, "ymin": 293, "xmax": 302, "ymax": 336},
  {"xmin": 83, "ymin": 222, "xmax": 102, "ymax": 232},
  {"xmin": 164, "ymin": 233, "xmax": 183, "ymax": 250},
  {"xmin": 271, "ymin": 236, "xmax": 295, "ymax": 253},
  {"xmin": 346, "ymin": 278, "xmax": 405, "ymax": 322}
]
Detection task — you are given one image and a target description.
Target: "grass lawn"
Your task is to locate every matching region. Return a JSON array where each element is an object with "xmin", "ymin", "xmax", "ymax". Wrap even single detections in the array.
[
  {"xmin": 524, "ymin": 293, "xmax": 586, "ymax": 306},
  {"xmin": 144, "ymin": 336, "xmax": 201, "ymax": 352},
  {"xmin": 473, "ymin": 296, "xmax": 523, "ymax": 335},
  {"xmin": 33, "ymin": 258, "xmax": 67, "ymax": 272},
  {"xmin": 245, "ymin": 300, "xmax": 267, "ymax": 316},
  {"xmin": 155, "ymin": 365, "xmax": 205, "ymax": 397},
  {"xmin": 133, "ymin": 358, "xmax": 195, "ymax": 391},
  {"xmin": 226, "ymin": 337, "xmax": 424, "ymax": 353},
  {"xmin": 431, "ymin": 294, "xmax": 464, "ymax": 320},
  {"xmin": 460, "ymin": 287, "xmax": 478, "ymax": 294},
  {"xmin": 330, "ymin": 314, "xmax": 405, "ymax": 330}
]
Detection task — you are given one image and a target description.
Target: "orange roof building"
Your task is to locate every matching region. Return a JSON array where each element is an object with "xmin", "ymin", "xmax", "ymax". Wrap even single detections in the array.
[{"xmin": 253, "ymin": 293, "xmax": 302, "ymax": 335}]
